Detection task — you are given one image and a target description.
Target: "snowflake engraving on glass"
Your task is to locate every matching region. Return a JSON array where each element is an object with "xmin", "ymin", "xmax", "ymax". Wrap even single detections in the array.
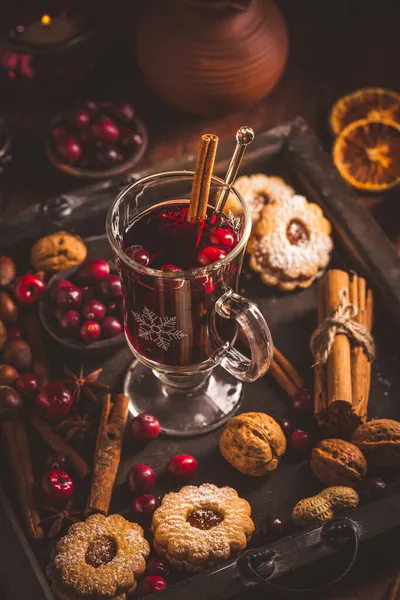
[
  {"xmin": 132, "ymin": 306, "xmax": 187, "ymax": 351},
  {"xmin": 226, "ymin": 209, "xmax": 242, "ymax": 237}
]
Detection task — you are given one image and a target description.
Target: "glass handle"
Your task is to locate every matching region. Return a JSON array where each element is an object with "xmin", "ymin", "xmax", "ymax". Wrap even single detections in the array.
[{"xmin": 215, "ymin": 290, "xmax": 273, "ymax": 382}]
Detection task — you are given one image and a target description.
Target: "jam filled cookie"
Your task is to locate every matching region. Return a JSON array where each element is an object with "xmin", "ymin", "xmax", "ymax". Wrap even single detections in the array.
[
  {"xmin": 152, "ymin": 483, "xmax": 254, "ymax": 572},
  {"xmin": 250, "ymin": 195, "xmax": 333, "ymax": 291},
  {"xmin": 234, "ymin": 174, "xmax": 294, "ymax": 224},
  {"xmin": 47, "ymin": 513, "xmax": 150, "ymax": 600}
]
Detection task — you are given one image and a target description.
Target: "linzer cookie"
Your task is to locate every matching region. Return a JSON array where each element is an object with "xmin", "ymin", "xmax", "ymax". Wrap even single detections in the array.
[
  {"xmin": 47, "ymin": 513, "xmax": 150, "ymax": 600},
  {"xmin": 249, "ymin": 195, "xmax": 333, "ymax": 290},
  {"xmin": 234, "ymin": 174, "xmax": 294, "ymax": 224},
  {"xmin": 152, "ymin": 483, "xmax": 254, "ymax": 572}
]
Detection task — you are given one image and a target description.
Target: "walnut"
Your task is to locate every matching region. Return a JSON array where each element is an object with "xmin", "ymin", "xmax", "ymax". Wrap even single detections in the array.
[
  {"xmin": 352, "ymin": 419, "xmax": 400, "ymax": 467},
  {"xmin": 30, "ymin": 231, "xmax": 87, "ymax": 273},
  {"xmin": 219, "ymin": 412, "xmax": 286, "ymax": 476},
  {"xmin": 310, "ymin": 439, "xmax": 367, "ymax": 486}
]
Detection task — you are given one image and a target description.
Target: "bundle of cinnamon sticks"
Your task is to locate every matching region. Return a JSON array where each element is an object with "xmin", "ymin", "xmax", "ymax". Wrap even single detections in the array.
[{"xmin": 313, "ymin": 269, "xmax": 374, "ymax": 438}]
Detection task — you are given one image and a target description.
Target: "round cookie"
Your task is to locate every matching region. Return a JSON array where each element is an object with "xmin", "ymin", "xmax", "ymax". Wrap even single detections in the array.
[
  {"xmin": 234, "ymin": 174, "xmax": 294, "ymax": 224},
  {"xmin": 250, "ymin": 195, "xmax": 333, "ymax": 291},
  {"xmin": 31, "ymin": 231, "xmax": 87, "ymax": 273}
]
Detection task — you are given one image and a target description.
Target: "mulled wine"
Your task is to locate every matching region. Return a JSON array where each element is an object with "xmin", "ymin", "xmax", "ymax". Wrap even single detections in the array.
[{"xmin": 119, "ymin": 201, "xmax": 241, "ymax": 367}]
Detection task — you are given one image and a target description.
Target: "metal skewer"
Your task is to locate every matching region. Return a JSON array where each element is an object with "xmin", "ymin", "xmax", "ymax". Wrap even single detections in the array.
[{"xmin": 213, "ymin": 126, "xmax": 255, "ymax": 217}]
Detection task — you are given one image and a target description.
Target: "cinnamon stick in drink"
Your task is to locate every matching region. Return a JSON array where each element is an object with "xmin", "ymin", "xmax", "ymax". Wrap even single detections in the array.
[
  {"xmin": 188, "ymin": 134, "xmax": 219, "ymax": 224},
  {"xmin": 86, "ymin": 394, "xmax": 130, "ymax": 516}
]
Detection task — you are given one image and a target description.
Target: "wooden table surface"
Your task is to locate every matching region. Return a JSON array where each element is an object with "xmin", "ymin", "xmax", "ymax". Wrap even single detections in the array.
[{"xmin": 0, "ymin": 0, "xmax": 399, "ymax": 598}]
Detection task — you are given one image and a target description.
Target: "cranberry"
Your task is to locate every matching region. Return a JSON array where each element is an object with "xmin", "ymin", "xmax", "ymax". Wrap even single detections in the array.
[
  {"xmin": 130, "ymin": 413, "xmax": 160, "ymax": 442},
  {"xmin": 127, "ymin": 464, "xmax": 156, "ymax": 494},
  {"xmin": 56, "ymin": 135, "xmax": 82, "ymax": 162},
  {"xmin": 77, "ymin": 259, "xmax": 110, "ymax": 285},
  {"xmin": 14, "ymin": 274, "xmax": 45, "ymax": 307},
  {"xmin": 161, "ymin": 264, "xmax": 182, "ymax": 272},
  {"xmin": 51, "ymin": 279, "xmax": 73, "ymax": 302},
  {"xmin": 102, "ymin": 316, "xmax": 123, "ymax": 338},
  {"xmin": 292, "ymin": 388, "xmax": 313, "ymax": 414},
  {"xmin": 120, "ymin": 129, "xmax": 143, "ymax": 149},
  {"xmin": 126, "ymin": 245, "xmax": 150, "ymax": 266},
  {"xmin": 146, "ymin": 558, "xmax": 169, "ymax": 578},
  {"xmin": 52, "ymin": 126, "xmax": 68, "ymax": 141},
  {"xmin": 55, "ymin": 285, "xmax": 82, "ymax": 310},
  {"xmin": 106, "ymin": 301, "xmax": 119, "ymax": 315},
  {"xmin": 113, "ymin": 102, "xmax": 134, "ymax": 122},
  {"xmin": 99, "ymin": 274, "xmax": 122, "ymax": 298},
  {"xmin": 81, "ymin": 286, "xmax": 94, "ymax": 302},
  {"xmin": 7, "ymin": 327, "xmax": 23, "ymax": 340},
  {"xmin": 359, "ymin": 476, "xmax": 387, "ymax": 502},
  {"xmin": 132, "ymin": 494, "xmax": 159, "ymax": 520},
  {"xmin": 290, "ymin": 429, "xmax": 312, "ymax": 455},
  {"xmin": 101, "ymin": 147, "xmax": 123, "ymax": 165},
  {"xmin": 140, "ymin": 575, "xmax": 167, "ymax": 596},
  {"xmin": 278, "ymin": 417, "xmax": 293, "ymax": 438},
  {"xmin": 45, "ymin": 452, "xmax": 67, "ymax": 470},
  {"xmin": 59, "ymin": 310, "xmax": 81, "ymax": 333},
  {"xmin": 71, "ymin": 108, "xmax": 90, "ymax": 129},
  {"xmin": 80, "ymin": 320, "xmax": 101, "ymax": 343},
  {"xmin": 92, "ymin": 118, "xmax": 120, "ymax": 142},
  {"xmin": 210, "ymin": 227, "xmax": 236, "ymax": 249},
  {"xmin": 197, "ymin": 246, "xmax": 227, "ymax": 266},
  {"xmin": 167, "ymin": 454, "xmax": 197, "ymax": 480},
  {"xmin": 82, "ymin": 299, "xmax": 106, "ymax": 321},
  {"xmin": 260, "ymin": 515, "xmax": 286, "ymax": 541},
  {"xmin": 15, "ymin": 372, "xmax": 39, "ymax": 396},
  {"xmin": 35, "ymin": 382, "xmax": 73, "ymax": 421},
  {"xmin": 40, "ymin": 470, "xmax": 74, "ymax": 505}
]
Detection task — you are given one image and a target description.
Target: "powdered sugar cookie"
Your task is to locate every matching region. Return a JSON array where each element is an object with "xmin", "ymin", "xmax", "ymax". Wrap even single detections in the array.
[{"xmin": 234, "ymin": 174, "xmax": 294, "ymax": 224}]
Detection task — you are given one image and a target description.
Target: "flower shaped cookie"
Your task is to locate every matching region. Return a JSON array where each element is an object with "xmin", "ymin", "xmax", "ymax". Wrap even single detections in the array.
[
  {"xmin": 234, "ymin": 174, "xmax": 294, "ymax": 224},
  {"xmin": 152, "ymin": 483, "xmax": 254, "ymax": 572},
  {"xmin": 47, "ymin": 513, "xmax": 150, "ymax": 600}
]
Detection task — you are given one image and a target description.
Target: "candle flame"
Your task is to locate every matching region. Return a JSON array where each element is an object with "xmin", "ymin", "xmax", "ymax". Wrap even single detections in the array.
[{"xmin": 41, "ymin": 14, "xmax": 51, "ymax": 27}]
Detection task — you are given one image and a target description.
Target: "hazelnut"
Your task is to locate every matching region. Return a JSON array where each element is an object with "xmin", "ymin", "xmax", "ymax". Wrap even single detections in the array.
[
  {"xmin": 0, "ymin": 386, "xmax": 23, "ymax": 419},
  {"xmin": 0, "ymin": 292, "xmax": 18, "ymax": 324},
  {"xmin": 0, "ymin": 364, "xmax": 18, "ymax": 386},
  {"xmin": 3, "ymin": 339, "xmax": 32, "ymax": 371},
  {"xmin": 0, "ymin": 256, "xmax": 16, "ymax": 286},
  {"xmin": 0, "ymin": 320, "xmax": 6, "ymax": 352}
]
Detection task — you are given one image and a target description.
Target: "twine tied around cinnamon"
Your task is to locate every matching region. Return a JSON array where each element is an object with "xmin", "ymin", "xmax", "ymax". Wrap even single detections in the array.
[{"xmin": 310, "ymin": 289, "xmax": 375, "ymax": 366}]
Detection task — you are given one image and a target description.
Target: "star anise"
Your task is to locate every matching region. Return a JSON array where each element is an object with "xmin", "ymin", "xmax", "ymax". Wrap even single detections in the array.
[
  {"xmin": 63, "ymin": 365, "xmax": 109, "ymax": 405},
  {"xmin": 39, "ymin": 500, "xmax": 83, "ymax": 538},
  {"xmin": 55, "ymin": 413, "xmax": 93, "ymax": 444}
]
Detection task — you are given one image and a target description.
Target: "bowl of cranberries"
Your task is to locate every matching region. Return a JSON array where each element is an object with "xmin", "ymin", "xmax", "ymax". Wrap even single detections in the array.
[
  {"xmin": 39, "ymin": 258, "xmax": 125, "ymax": 355},
  {"xmin": 45, "ymin": 100, "xmax": 148, "ymax": 179}
]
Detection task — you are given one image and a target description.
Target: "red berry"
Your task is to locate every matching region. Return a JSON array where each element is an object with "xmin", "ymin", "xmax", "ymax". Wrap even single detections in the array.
[
  {"xmin": 167, "ymin": 454, "xmax": 197, "ymax": 480},
  {"xmin": 51, "ymin": 279, "xmax": 73, "ymax": 302},
  {"xmin": 77, "ymin": 259, "xmax": 110, "ymax": 284},
  {"xmin": 40, "ymin": 470, "xmax": 74, "ymax": 505},
  {"xmin": 35, "ymin": 382, "xmax": 73, "ymax": 421},
  {"xmin": 56, "ymin": 135, "xmax": 82, "ymax": 162},
  {"xmin": 278, "ymin": 417, "xmax": 292, "ymax": 437},
  {"xmin": 126, "ymin": 245, "xmax": 150, "ymax": 266},
  {"xmin": 15, "ymin": 372, "xmax": 39, "ymax": 396},
  {"xmin": 113, "ymin": 102, "xmax": 134, "ymax": 122},
  {"xmin": 102, "ymin": 316, "xmax": 123, "ymax": 338},
  {"xmin": 14, "ymin": 274, "xmax": 45, "ymax": 307},
  {"xmin": 260, "ymin": 515, "xmax": 286, "ymax": 541},
  {"xmin": 209, "ymin": 227, "xmax": 236, "ymax": 249},
  {"xmin": 82, "ymin": 299, "xmax": 106, "ymax": 321},
  {"xmin": 292, "ymin": 388, "xmax": 313, "ymax": 414},
  {"xmin": 101, "ymin": 147, "xmax": 124, "ymax": 165},
  {"xmin": 359, "ymin": 476, "xmax": 387, "ymax": 502},
  {"xmin": 7, "ymin": 327, "xmax": 23, "ymax": 340},
  {"xmin": 59, "ymin": 310, "xmax": 81, "ymax": 332},
  {"xmin": 161, "ymin": 264, "xmax": 182, "ymax": 272},
  {"xmin": 45, "ymin": 452, "xmax": 67, "ymax": 470},
  {"xmin": 55, "ymin": 285, "xmax": 82, "ymax": 310},
  {"xmin": 106, "ymin": 301, "xmax": 119, "ymax": 315},
  {"xmin": 127, "ymin": 464, "xmax": 155, "ymax": 494},
  {"xmin": 130, "ymin": 413, "xmax": 160, "ymax": 442},
  {"xmin": 290, "ymin": 429, "xmax": 312, "ymax": 455},
  {"xmin": 132, "ymin": 494, "xmax": 159, "ymax": 520},
  {"xmin": 140, "ymin": 575, "xmax": 167, "ymax": 596},
  {"xmin": 71, "ymin": 108, "xmax": 90, "ymax": 129},
  {"xmin": 92, "ymin": 118, "xmax": 120, "ymax": 142},
  {"xmin": 146, "ymin": 558, "xmax": 169, "ymax": 578},
  {"xmin": 80, "ymin": 320, "xmax": 101, "ymax": 343},
  {"xmin": 81, "ymin": 286, "xmax": 94, "ymax": 302},
  {"xmin": 197, "ymin": 246, "xmax": 227, "ymax": 266},
  {"xmin": 99, "ymin": 274, "xmax": 122, "ymax": 298},
  {"xmin": 120, "ymin": 129, "xmax": 143, "ymax": 149},
  {"xmin": 52, "ymin": 126, "xmax": 68, "ymax": 141}
]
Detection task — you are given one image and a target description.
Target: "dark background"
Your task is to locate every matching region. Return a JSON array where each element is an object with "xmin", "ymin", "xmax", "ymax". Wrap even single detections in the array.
[{"xmin": 0, "ymin": 0, "xmax": 399, "ymax": 598}]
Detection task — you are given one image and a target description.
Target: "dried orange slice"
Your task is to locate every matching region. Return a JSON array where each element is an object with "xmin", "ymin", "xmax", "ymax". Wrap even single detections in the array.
[
  {"xmin": 333, "ymin": 118, "xmax": 400, "ymax": 192},
  {"xmin": 330, "ymin": 88, "xmax": 400, "ymax": 135}
]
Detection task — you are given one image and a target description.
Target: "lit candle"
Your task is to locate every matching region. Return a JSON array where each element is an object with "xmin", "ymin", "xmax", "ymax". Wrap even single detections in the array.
[{"xmin": 16, "ymin": 13, "xmax": 82, "ymax": 47}]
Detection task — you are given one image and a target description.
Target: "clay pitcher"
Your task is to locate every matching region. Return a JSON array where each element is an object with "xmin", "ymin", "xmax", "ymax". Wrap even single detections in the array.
[{"xmin": 136, "ymin": 0, "xmax": 289, "ymax": 116}]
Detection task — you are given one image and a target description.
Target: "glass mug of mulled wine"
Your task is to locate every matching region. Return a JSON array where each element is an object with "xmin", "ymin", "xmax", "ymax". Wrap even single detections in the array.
[{"xmin": 106, "ymin": 171, "xmax": 273, "ymax": 436}]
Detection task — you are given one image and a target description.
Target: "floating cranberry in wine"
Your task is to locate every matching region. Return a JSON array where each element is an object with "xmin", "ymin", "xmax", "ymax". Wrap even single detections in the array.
[
  {"xmin": 14, "ymin": 274, "xmax": 45, "ymax": 307},
  {"xmin": 130, "ymin": 413, "xmax": 160, "ymax": 442},
  {"xmin": 209, "ymin": 227, "xmax": 236, "ymax": 249},
  {"xmin": 77, "ymin": 259, "xmax": 110, "ymax": 284},
  {"xmin": 40, "ymin": 470, "xmax": 74, "ymax": 505},
  {"xmin": 140, "ymin": 575, "xmax": 167, "ymax": 596},
  {"xmin": 161, "ymin": 264, "xmax": 182, "ymax": 272},
  {"xmin": 197, "ymin": 246, "xmax": 227, "ymax": 266},
  {"xmin": 127, "ymin": 464, "xmax": 156, "ymax": 494},
  {"xmin": 35, "ymin": 382, "xmax": 73, "ymax": 421},
  {"xmin": 126, "ymin": 245, "xmax": 150, "ymax": 266},
  {"xmin": 167, "ymin": 454, "xmax": 197, "ymax": 480}
]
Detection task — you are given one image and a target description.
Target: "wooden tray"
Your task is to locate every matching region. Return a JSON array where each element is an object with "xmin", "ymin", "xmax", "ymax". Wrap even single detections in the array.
[{"xmin": 1, "ymin": 118, "xmax": 400, "ymax": 600}]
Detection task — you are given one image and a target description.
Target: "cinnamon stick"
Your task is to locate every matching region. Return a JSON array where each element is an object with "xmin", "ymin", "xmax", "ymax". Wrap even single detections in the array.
[
  {"xmin": 268, "ymin": 359, "xmax": 299, "ymax": 398},
  {"xmin": 22, "ymin": 311, "xmax": 51, "ymax": 387},
  {"xmin": 314, "ymin": 275, "xmax": 328, "ymax": 415},
  {"xmin": 188, "ymin": 134, "xmax": 219, "ymax": 224},
  {"xmin": 29, "ymin": 413, "xmax": 90, "ymax": 479},
  {"xmin": 273, "ymin": 347, "xmax": 305, "ymax": 391},
  {"xmin": 86, "ymin": 394, "xmax": 130, "ymax": 516},
  {"xmin": 2, "ymin": 418, "xmax": 43, "ymax": 539}
]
